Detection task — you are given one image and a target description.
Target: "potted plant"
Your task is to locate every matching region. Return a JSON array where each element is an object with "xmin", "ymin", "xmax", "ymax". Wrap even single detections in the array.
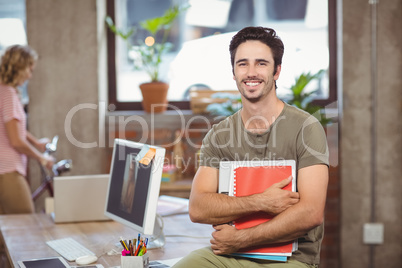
[
  {"xmin": 285, "ymin": 69, "xmax": 331, "ymax": 127},
  {"xmin": 106, "ymin": 5, "xmax": 183, "ymax": 113}
]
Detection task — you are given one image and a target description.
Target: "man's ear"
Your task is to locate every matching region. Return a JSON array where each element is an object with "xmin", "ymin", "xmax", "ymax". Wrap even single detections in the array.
[{"xmin": 274, "ymin": 65, "xmax": 282, "ymax": 80}]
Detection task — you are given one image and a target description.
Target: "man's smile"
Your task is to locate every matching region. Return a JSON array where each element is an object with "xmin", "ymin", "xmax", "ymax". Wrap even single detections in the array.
[{"xmin": 244, "ymin": 80, "xmax": 263, "ymax": 87}]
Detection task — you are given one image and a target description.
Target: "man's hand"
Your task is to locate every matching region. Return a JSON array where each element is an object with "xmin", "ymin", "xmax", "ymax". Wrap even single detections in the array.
[
  {"xmin": 257, "ymin": 176, "xmax": 300, "ymax": 215},
  {"xmin": 210, "ymin": 224, "xmax": 245, "ymax": 255}
]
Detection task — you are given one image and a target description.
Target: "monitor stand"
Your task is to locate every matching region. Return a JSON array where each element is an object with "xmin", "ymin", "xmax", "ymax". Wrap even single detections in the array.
[{"xmin": 147, "ymin": 214, "xmax": 165, "ymax": 249}]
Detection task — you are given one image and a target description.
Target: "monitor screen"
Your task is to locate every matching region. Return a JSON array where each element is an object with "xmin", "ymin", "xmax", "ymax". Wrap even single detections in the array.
[{"xmin": 104, "ymin": 139, "xmax": 166, "ymax": 238}]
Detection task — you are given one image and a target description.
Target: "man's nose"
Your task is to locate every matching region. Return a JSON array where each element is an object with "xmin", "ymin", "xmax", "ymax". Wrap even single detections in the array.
[{"xmin": 246, "ymin": 64, "xmax": 258, "ymax": 77}]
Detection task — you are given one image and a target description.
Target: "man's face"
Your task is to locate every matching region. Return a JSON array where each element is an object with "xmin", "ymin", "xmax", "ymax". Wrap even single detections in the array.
[{"xmin": 233, "ymin": 40, "xmax": 281, "ymax": 103}]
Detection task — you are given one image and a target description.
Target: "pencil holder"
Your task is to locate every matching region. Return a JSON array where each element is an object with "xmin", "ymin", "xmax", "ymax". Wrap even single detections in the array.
[{"xmin": 121, "ymin": 252, "xmax": 149, "ymax": 268}]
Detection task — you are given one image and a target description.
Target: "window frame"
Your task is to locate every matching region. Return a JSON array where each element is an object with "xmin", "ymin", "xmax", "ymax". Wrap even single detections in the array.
[{"xmin": 106, "ymin": 0, "xmax": 337, "ymax": 111}]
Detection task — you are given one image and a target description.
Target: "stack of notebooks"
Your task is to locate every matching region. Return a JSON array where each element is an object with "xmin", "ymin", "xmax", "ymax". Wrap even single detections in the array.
[{"xmin": 219, "ymin": 160, "xmax": 297, "ymax": 262}]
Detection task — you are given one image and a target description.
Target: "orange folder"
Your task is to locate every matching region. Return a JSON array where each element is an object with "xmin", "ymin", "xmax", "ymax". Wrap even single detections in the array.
[{"xmin": 233, "ymin": 165, "xmax": 295, "ymax": 255}]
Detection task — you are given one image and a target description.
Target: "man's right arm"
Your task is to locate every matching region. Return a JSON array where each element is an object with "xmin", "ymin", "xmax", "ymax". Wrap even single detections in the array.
[{"xmin": 188, "ymin": 166, "xmax": 299, "ymax": 225}]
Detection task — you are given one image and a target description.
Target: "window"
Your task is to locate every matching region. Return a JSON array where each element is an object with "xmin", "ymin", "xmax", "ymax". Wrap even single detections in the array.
[
  {"xmin": 0, "ymin": 0, "xmax": 28, "ymax": 104},
  {"xmin": 107, "ymin": 0, "xmax": 337, "ymax": 111}
]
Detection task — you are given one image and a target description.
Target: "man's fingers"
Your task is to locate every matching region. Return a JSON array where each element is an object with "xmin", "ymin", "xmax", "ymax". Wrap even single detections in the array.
[
  {"xmin": 273, "ymin": 177, "xmax": 300, "ymax": 200},
  {"xmin": 289, "ymin": 191, "xmax": 300, "ymax": 199},
  {"xmin": 274, "ymin": 176, "xmax": 292, "ymax": 188}
]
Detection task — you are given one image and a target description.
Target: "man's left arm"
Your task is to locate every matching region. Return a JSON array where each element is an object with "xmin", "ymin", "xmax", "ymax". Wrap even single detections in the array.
[{"xmin": 210, "ymin": 164, "xmax": 328, "ymax": 255}]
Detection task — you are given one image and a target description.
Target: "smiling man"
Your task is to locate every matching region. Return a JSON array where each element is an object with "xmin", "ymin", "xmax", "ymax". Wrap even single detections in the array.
[{"xmin": 173, "ymin": 27, "xmax": 329, "ymax": 268}]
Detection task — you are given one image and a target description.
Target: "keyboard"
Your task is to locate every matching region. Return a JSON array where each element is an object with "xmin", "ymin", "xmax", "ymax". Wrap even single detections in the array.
[{"xmin": 46, "ymin": 237, "xmax": 96, "ymax": 261}]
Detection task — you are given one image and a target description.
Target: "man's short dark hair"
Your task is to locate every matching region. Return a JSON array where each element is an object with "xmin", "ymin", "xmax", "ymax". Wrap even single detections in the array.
[{"xmin": 229, "ymin": 27, "xmax": 284, "ymax": 76}]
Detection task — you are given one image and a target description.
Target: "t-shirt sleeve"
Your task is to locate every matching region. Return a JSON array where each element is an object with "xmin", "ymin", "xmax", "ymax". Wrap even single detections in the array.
[
  {"xmin": 199, "ymin": 128, "xmax": 222, "ymax": 169},
  {"xmin": 296, "ymin": 115, "xmax": 329, "ymax": 169},
  {"xmin": 1, "ymin": 89, "xmax": 23, "ymax": 123}
]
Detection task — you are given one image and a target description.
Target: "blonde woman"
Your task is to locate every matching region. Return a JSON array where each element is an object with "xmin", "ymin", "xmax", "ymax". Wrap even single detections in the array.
[{"xmin": 0, "ymin": 45, "xmax": 54, "ymax": 214}]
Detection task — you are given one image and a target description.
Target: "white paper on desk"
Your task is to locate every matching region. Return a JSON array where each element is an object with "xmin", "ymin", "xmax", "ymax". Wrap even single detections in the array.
[
  {"xmin": 150, "ymin": 257, "xmax": 182, "ymax": 267},
  {"xmin": 157, "ymin": 195, "xmax": 189, "ymax": 216},
  {"xmin": 112, "ymin": 258, "xmax": 182, "ymax": 268}
]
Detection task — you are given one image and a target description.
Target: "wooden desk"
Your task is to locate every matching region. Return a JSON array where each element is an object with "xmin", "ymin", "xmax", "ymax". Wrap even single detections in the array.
[{"xmin": 0, "ymin": 213, "xmax": 213, "ymax": 267}]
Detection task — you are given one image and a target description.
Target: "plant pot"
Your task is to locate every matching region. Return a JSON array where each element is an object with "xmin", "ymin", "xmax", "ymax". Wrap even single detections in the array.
[{"xmin": 139, "ymin": 82, "xmax": 169, "ymax": 113}]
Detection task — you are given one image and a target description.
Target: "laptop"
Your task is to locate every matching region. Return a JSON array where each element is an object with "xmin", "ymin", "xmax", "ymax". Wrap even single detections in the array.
[{"xmin": 52, "ymin": 174, "xmax": 110, "ymax": 223}]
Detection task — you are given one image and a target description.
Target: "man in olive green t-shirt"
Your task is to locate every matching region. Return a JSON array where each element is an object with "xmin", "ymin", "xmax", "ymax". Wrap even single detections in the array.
[{"xmin": 173, "ymin": 27, "xmax": 329, "ymax": 268}]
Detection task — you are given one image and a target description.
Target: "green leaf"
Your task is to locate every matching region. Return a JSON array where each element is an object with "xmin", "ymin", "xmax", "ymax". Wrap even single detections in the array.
[
  {"xmin": 140, "ymin": 17, "xmax": 164, "ymax": 35},
  {"xmin": 140, "ymin": 5, "xmax": 181, "ymax": 35},
  {"xmin": 284, "ymin": 69, "xmax": 332, "ymax": 126},
  {"xmin": 105, "ymin": 16, "xmax": 134, "ymax": 41},
  {"xmin": 106, "ymin": 5, "xmax": 186, "ymax": 82}
]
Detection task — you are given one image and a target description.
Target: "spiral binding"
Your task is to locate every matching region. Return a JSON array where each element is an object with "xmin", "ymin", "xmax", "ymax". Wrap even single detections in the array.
[{"xmin": 233, "ymin": 168, "xmax": 237, "ymax": 196}]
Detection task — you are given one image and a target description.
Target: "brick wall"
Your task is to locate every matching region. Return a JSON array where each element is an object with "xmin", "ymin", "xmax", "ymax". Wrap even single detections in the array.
[
  {"xmin": 321, "ymin": 122, "xmax": 340, "ymax": 268},
  {"xmin": 321, "ymin": 165, "xmax": 340, "ymax": 268}
]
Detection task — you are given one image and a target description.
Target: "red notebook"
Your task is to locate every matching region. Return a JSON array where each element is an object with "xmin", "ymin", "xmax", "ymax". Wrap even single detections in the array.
[{"xmin": 233, "ymin": 165, "xmax": 296, "ymax": 255}]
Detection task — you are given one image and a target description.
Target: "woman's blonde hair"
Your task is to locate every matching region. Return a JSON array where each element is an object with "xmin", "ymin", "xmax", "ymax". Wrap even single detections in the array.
[{"xmin": 0, "ymin": 45, "xmax": 38, "ymax": 87}]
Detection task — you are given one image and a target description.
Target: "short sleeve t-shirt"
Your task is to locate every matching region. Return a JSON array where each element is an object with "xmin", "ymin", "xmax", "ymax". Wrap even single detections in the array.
[
  {"xmin": 0, "ymin": 84, "xmax": 27, "ymax": 176},
  {"xmin": 200, "ymin": 102, "xmax": 329, "ymax": 265}
]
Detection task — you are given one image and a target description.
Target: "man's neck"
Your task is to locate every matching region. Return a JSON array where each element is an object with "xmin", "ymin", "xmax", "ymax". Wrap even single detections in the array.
[{"xmin": 240, "ymin": 96, "xmax": 284, "ymax": 134}]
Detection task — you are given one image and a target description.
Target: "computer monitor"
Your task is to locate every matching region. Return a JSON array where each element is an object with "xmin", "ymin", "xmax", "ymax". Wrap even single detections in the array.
[{"xmin": 104, "ymin": 139, "xmax": 166, "ymax": 248}]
